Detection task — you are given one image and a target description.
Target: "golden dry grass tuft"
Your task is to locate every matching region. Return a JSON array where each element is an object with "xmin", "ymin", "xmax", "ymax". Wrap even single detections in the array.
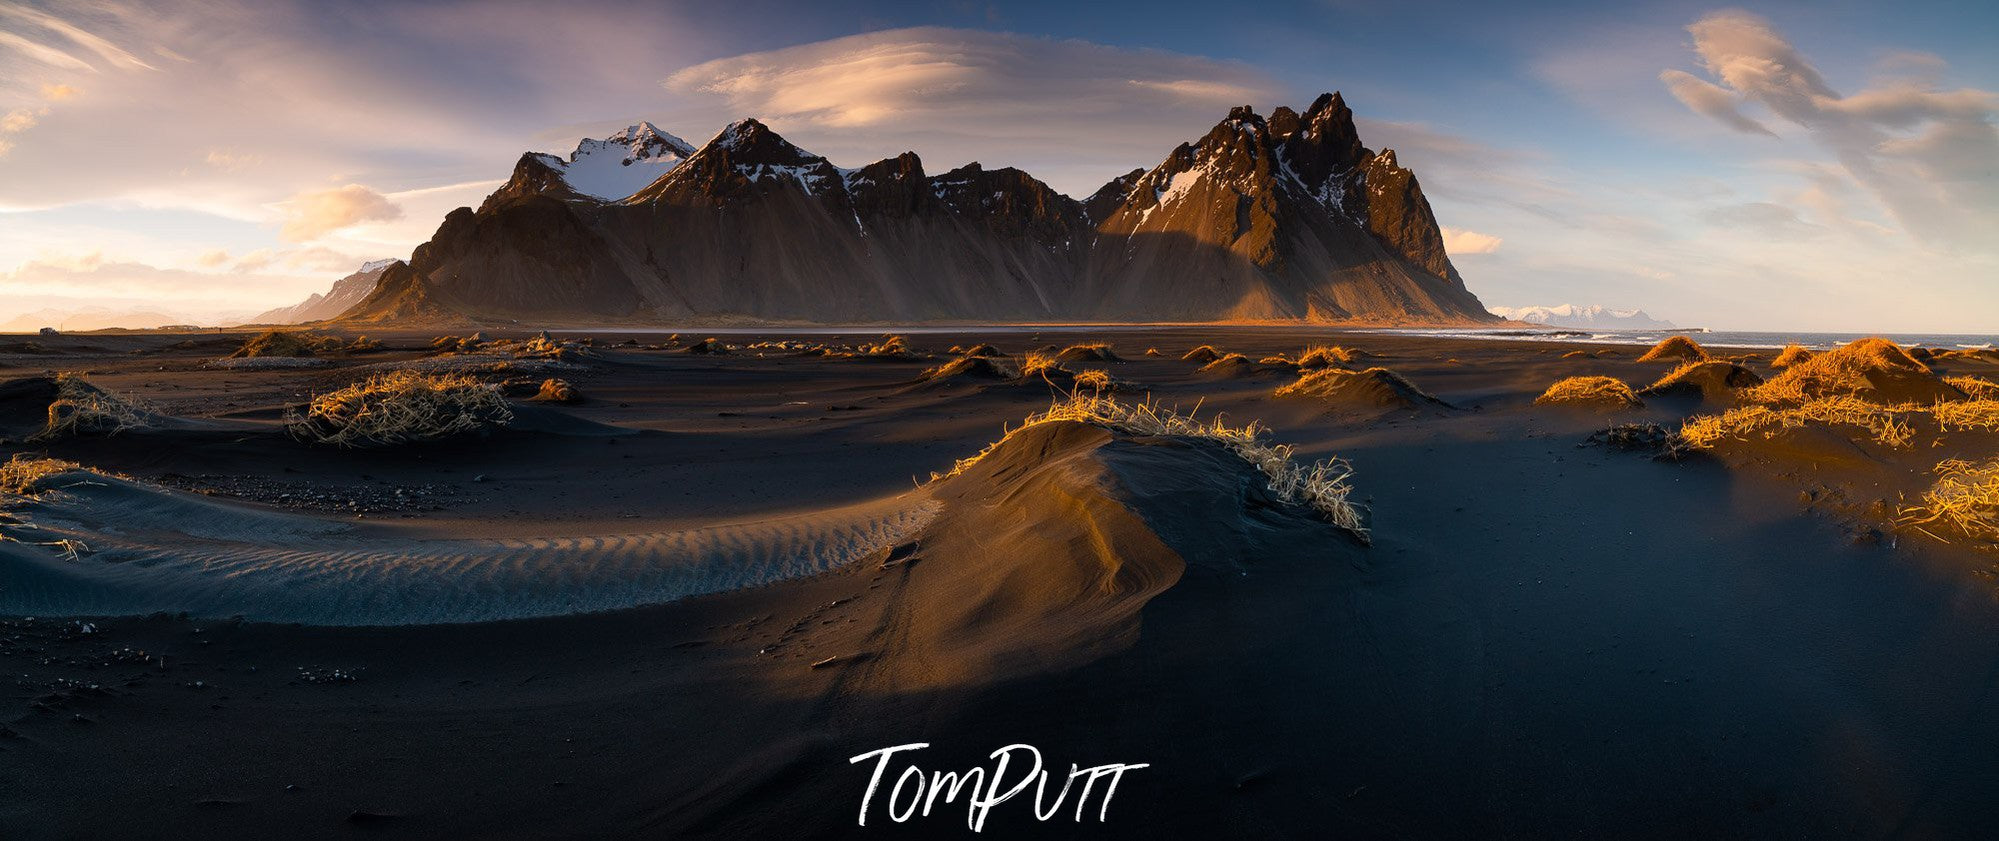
[
  {"xmin": 1934, "ymin": 347, "xmax": 1999, "ymax": 363},
  {"xmin": 512, "ymin": 335, "xmax": 577, "ymax": 361},
  {"xmin": 861, "ymin": 335, "xmax": 914, "ymax": 358},
  {"xmin": 1295, "ymin": 345, "xmax": 1358, "ymax": 369},
  {"xmin": 1678, "ymin": 395, "xmax": 1916, "ymax": 451},
  {"xmin": 1637, "ymin": 335, "xmax": 1709, "ymax": 363},
  {"xmin": 0, "ymin": 454, "xmax": 80, "ymax": 497},
  {"xmin": 531, "ymin": 378, "xmax": 580, "ymax": 403},
  {"xmin": 1933, "ymin": 399, "xmax": 1999, "ymax": 432},
  {"xmin": 1945, "ymin": 376, "xmax": 1999, "ymax": 401},
  {"xmin": 1182, "ymin": 345, "xmax": 1224, "ymax": 363},
  {"xmin": 1535, "ymin": 376, "xmax": 1642, "ymax": 408},
  {"xmin": 1072, "ymin": 369, "xmax": 1116, "ymax": 392},
  {"xmin": 232, "ymin": 329, "xmax": 332, "ymax": 358},
  {"xmin": 936, "ymin": 392, "xmax": 1367, "ymax": 541},
  {"xmin": 1018, "ymin": 351, "xmax": 1066, "ymax": 379},
  {"xmin": 34, "ymin": 373, "xmax": 151, "ymax": 441},
  {"xmin": 1900, "ymin": 458, "xmax": 1999, "ymax": 545},
  {"xmin": 1771, "ymin": 344, "xmax": 1815, "ymax": 368},
  {"xmin": 288, "ymin": 371, "xmax": 513, "ymax": 448}
]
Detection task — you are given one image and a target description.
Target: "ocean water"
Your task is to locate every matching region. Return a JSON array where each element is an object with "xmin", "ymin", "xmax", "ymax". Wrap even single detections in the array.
[
  {"xmin": 1355, "ymin": 327, "xmax": 1999, "ymax": 351},
  {"xmin": 560, "ymin": 323, "xmax": 1995, "ymax": 351}
]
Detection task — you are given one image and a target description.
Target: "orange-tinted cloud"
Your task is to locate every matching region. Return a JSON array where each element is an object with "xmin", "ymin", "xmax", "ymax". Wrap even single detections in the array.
[
  {"xmin": 1442, "ymin": 227, "xmax": 1502, "ymax": 254},
  {"xmin": 279, "ymin": 184, "xmax": 404, "ymax": 241}
]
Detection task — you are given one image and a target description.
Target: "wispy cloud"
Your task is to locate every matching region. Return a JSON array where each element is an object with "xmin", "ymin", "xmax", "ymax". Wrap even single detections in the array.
[
  {"xmin": 1661, "ymin": 9, "xmax": 1999, "ymax": 251},
  {"xmin": 663, "ymin": 27, "xmax": 1278, "ymax": 193},
  {"xmin": 0, "ymin": 3, "xmax": 155, "ymax": 70},
  {"xmin": 1659, "ymin": 69, "xmax": 1773, "ymax": 136}
]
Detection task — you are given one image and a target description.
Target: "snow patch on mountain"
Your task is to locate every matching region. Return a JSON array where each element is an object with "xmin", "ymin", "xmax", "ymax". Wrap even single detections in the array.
[
  {"xmin": 547, "ymin": 121, "xmax": 694, "ymax": 201},
  {"xmin": 1491, "ymin": 304, "xmax": 1674, "ymax": 330}
]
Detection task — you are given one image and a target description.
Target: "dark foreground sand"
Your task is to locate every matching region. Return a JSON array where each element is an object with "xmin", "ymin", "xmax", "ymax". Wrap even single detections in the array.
[{"xmin": 0, "ymin": 327, "xmax": 1996, "ymax": 839}]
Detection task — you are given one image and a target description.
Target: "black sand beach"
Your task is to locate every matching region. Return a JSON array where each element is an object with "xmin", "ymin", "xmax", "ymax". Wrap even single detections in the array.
[{"xmin": 1, "ymin": 327, "xmax": 1996, "ymax": 839}]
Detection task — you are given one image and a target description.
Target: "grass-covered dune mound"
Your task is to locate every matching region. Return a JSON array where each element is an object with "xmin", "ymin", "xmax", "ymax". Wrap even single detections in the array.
[
  {"xmin": 1197, "ymin": 352, "xmax": 1258, "ymax": 377},
  {"xmin": 1182, "ymin": 345, "xmax": 1225, "ymax": 363},
  {"xmin": 1667, "ymin": 338, "xmax": 1997, "ymax": 548},
  {"xmin": 1639, "ymin": 361, "xmax": 1764, "ymax": 404},
  {"xmin": 920, "ymin": 355, "xmax": 1016, "ymax": 383},
  {"xmin": 1747, "ymin": 337, "xmax": 1964, "ymax": 405},
  {"xmin": 1275, "ymin": 367, "xmax": 1451, "ymax": 412},
  {"xmin": 938, "ymin": 394, "xmax": 1366, "ymax": 539},
  {"xmin": 232, "ymin": 329, "xmax": 329, "ymax": 358},
  {"xmin": 1637, "ymin": 335, "xmax": 1709, "ymax": 363},
  {"xmin": 1771, "ymin": 344, "xmax": 1815, "ymax": 369},
  {"xmin": 1536, "ymin": 376, "xmax": 1642, "ymax": 409},
  {"xmin": 1054, "ymin": 342, "xmax": 1121, "ymax": 364},
  {"xmin": 902, "ymin": 394, "xmax": 1368, "ymax": 684}
]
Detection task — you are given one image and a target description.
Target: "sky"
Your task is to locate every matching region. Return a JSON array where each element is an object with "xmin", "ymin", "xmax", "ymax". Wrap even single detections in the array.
[{"xmin": 0, "ymin": 0, "xmax": 1994, "ymax": 331}]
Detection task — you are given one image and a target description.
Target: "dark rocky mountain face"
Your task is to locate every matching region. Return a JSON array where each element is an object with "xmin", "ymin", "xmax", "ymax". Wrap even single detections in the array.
[
  {"xmin": 334, "ymin": 95, "xmax": 1494, "ymax": 325},
  {"xmin": 1352, "ymin": 149, "xmax": 1462, "ymax": 286},
  {"xmin": 479, "ymin": 155, "xmax": 581, "ymax": 212}
]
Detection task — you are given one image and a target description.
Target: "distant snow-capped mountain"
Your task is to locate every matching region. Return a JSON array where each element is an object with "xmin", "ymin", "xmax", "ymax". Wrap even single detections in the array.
[
  {"xmin": 533, "ymin": 121, "xmax": 695, "ymax": 201},
  {"xmin": 1492, "ymin": 304, "xmax": 1674, "ymax": 330},
  {"xmin": 247, "ymin": 259, "xmax": 398, "ymax": 324}
]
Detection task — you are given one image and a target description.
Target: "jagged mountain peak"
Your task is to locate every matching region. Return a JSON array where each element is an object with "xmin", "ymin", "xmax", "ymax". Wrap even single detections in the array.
[
  {"xmin": 480, "ymin": 152, "xmax": 583, "ymax": 212},
  {"xmin": 706, "ymin": 118, "xmax": 817, "ymax": 163},
  {"xmin": 1280, "ymin": 91, "xmax": 1367, "ymax": 189},
  {"xmin": 603, "ymin": 120, "xmax": 692, "ymax": 153},
  {"xmin": 1222, "ymin": 104, "xmax": 1265, "ymax": 126},
  {"xmin": 490, "ymin": 119, "xmax": 700, "ymax": 203},
  {"xmin": 632, "ymin": 117, "xmax": 843, "ymax": 203}
]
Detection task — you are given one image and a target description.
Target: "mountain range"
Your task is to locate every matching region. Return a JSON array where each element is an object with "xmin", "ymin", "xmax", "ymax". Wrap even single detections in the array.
[
  {"xmin": 1489, "ymin": 304, "xmax": 1675, "ymax": 330},
  {"xmin": 269, "ymin": 94, "xmax": 1496, "ymax": 326},
  {"xmin": 2, "ymin": 306, "xmax": 245, "ymax": 333},
  {"xmin": 248, "ymin": 259, "xmax": 398, "ymax": 324}
]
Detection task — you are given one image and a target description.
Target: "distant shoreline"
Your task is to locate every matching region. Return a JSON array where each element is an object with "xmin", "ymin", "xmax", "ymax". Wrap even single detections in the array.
[{"xmin": 4, "ymin": 322, "xmax": 1994, "ymax": 352}]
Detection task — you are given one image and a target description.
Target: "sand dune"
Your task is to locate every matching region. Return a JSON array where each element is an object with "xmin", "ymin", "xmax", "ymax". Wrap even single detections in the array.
[{"xmin": 0, "ymin": 472, "xmax": 937, "ymax": 625}]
